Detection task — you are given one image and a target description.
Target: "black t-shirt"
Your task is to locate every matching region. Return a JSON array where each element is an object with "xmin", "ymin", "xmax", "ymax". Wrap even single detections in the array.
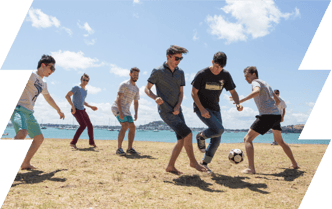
[{"xmin": 191, "ymin": 67, "xmax": 236, "ymax": 112}]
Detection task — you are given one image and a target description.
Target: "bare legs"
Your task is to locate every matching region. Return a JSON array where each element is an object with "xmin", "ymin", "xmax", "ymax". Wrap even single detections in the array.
[
  {"xmin": 166, "ymin": 132, "xmax": 207, "ymax": 174},
  {"xmin": 243, "ymin": 128, "xmax": 299, "ymax": 174},
  {"xmin": 14, "ymin": 130, "xmax": 44, "ymax": 170},
  {"xmin": 118, "ymin": 122, "xmax": 136, "ymax": 150}
]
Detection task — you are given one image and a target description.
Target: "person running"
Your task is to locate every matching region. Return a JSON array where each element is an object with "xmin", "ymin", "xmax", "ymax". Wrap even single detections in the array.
[
  {"xmin": 234, "ymin": 66, "xmax": 299, "ymax": 174},
  {"xmin": 112, "ymin": 67, "xmax": 140, "ymax": 156},
  {"xmin": 10, "ymin": 54, "xmax": 65, "ymax": 170},
  {"xmin": 271, "ymin": 89, "xmax": 287, "ymax": 145},
  {"xmin": 145, "ymin": 45, "xmax": 207, "ymax": 174},
  {"xmin": 191, "ymin": 51, "xmax": 243, "ymax": 173},
  {"xmin": 65, "ymin": 73, "xmax": 98, "ymax": 149}
]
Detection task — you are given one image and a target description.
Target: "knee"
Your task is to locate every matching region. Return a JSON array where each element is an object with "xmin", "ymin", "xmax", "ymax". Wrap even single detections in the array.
[
  {"xmin": 217, "ymin": 127, "xmax": 224, "ymax": 136},
  {"xmin": 129, "ymin": 124, "xmax": 136, "ymax": 131},
  {"xmin": 16, "ymin": 129, "xmax": 28, "ymax": 139},
  {"xmin": 121, "ymin": 123, "xmax": 129, "ymax": 130},
  {"xmin": 243, "ymin": 135, "xmax": 252, "ymax": 143}
]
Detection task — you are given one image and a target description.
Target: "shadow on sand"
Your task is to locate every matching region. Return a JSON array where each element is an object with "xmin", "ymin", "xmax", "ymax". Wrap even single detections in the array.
[
  {"xmin": 258, "ymin": 168, "xmax": 305, "ymax": 181},
  {"xmin": 12, "ymin": 169, "xmax": 67, "ymax": 187},
  {"xmin": 164, "ymin": 175, "xmax": 224, "ymax": 193},
  {"xmin": 124, "ymin": 154, "xmax": 157, "ymax": 160},
  {"xmin": 73, "ymin": 147, "xmax": 99, "ymax": 152}
]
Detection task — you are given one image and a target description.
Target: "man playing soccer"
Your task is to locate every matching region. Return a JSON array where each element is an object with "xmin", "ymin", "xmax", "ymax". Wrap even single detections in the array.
[
  {"xmin": 191, "ymin": 51, "xmax": 243, "ymax": 173},
  {"xmin": 11, "ymin": 55, "xmax": 65, "ymax": 170},
  {"xmin": 111, "ymin": 67, "xmax": 140, "ymax": 156},
  {"xmin": 271, "ymin": 89, "xmax": 287, "ymax": 145},
  {"xmin": 145, "ymin": 45, "xmax": 207, "ymax": 174},
  {"xmin": 234, "ymin": 66, "xmax": 298, "ymax": 174}
]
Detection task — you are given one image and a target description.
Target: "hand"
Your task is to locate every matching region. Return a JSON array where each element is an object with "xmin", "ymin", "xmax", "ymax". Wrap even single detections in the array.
[
  {"xmin": 134, "ymin": 114, "xmax": 137, "ymax": 121},
  {"xmin": 71, "ymin": 108, "xmax": 76, "ymax": 115},
  {"xmin": 236, "ymin": 104, "xmax": 243, "ymax": 112},
  {"xmin": 155, "ymin": 97, "xmax": 164, "ymax": 105},
  {"xmin": 281, "ymin": 117, "xmax": 284, "ymax": 122},
  {"xmin": 172, "ymin": 106, "xmax": 180, "ymax": 115},
  {"xmin": 91, "ymin": 106, "xmax": 98, "ymax": 111},
  {"xmin": 58, "ymin": 111, "xmax": 65, "ymax": 119},
  {"xmin": 119, "ymin": 112, "xmax": 124, "ymax": 120},
  {"xmin": 201, "ymin": 109, "xmax": 210, "ymax": 118}
]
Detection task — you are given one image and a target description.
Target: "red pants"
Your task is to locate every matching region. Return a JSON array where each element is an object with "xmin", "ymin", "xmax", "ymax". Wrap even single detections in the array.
[{"xmin": 70, "ymin": 109, "xmax": 95, "ymax": 145}]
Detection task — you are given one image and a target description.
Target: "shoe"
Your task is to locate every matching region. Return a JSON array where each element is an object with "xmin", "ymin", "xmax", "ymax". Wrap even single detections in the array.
[
  {"xmin": 116, "ymin": 148, "xmax": 126, "ymax": 156},
  {"xmin": 271, "ymin": 141, "xmax": 278, "ymax": 145},
  {"xmin": 127, "ymin": 148, "xmax": 139, "ymax": 154},
  {"xmin": 200, "ymin": 162, "xmax": 212, "ymax": 174},
  {"xmin": 196, "ymin": 133, "xmax": 206, "ymax": 153}
]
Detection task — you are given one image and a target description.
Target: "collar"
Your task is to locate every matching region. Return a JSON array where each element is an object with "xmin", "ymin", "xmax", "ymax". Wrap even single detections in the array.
[{"xmin": 163, "ymin": 62, "xmax": 179, "ymax": 73}]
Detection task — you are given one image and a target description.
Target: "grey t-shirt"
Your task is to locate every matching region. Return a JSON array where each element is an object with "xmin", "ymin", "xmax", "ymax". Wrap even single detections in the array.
[
  {"xmin": 148, "ymin": 62, "xmax": 185, "ymax": 113},
  {"xmin": 71, "ymin": 86, "xmax": 87, "ymax": 110},
  {"xmin": 251, "ymin": 79, "xmax": 280, "ymax": 115}
]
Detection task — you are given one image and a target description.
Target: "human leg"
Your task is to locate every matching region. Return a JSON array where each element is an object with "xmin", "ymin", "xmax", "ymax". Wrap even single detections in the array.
[
  {"xmin": 21, "ymin": 134, "xmax": 44, "ymax": 170},
  {"xmin": 243, "ymin": 129, "xmax": 260, "ymax": 174},
  {"xmin": 118, "ymin": 121, "xmax": 129, "ymax": 149},
  {"xmin": 81, "ymin": 110, "xmax": 96, "ymax": 146},
  {"xmin": 272, "ymin": 129, "xmax": 299, "ymax": 168},
  {"xmin": 166, "ymin": 138, "xmax": 184, "ymax": 174},
  {"xmin": 71, "ymin": 110, "xmax": 87, "ymax": 145}
]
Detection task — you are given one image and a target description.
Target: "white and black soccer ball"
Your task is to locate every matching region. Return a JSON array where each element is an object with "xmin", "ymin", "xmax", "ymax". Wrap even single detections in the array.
[{"xmin": 228, "ymin": 149, "xmax": 244, "ymax": 164}]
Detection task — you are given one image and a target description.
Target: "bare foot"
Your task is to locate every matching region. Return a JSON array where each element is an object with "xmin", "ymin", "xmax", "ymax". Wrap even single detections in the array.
[
  {"xmin": 241, "ymin": 168, "xmax": 256, "ymax": 174},
  {"xmin": 21, "ymin": 164, "xmax": 37, "ymax": 170},
  {"xmin": 290, "ymin": 164, "xmax": 300, "ymax": 169},
  {"xmin": 190, "ymin": 162, "xmax": 207, "ymax": 172},
  {"xmin": 70, "ymin": 144, "xmax": 77, "ymax": 149},
  {"xmin": 166, "ymin": 167, "xmax": 183, "ymax": 175}
]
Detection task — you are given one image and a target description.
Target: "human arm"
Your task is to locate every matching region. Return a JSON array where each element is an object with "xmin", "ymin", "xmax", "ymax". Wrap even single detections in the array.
[
  {"xmin": 238, "ymin": 86, "xmax": 260, "ymax": 104},
  {"xmin": 191, "ymin": 86, "xmax": 210, "ymax": 118},
  {"xmin": 84, "ymin": 102, "xmax": 98, "ymax": 111},
  {"xmin": 229, "ymin": 89, "xmax": 243, "ymax": 111},
  {"xmin": 172, "ymin": 86, "xmax": 184, "ymax": 115},
  {"xmin": 144, "ymin": 82, "xmax": 163, "ymax": 105},
  {"xmin": 134, "ymin": 100, "xmax": 138, "ymax": 121},
  {"xmin": 273, "ymin": 93, "xmax": 281, "ymax": 106},
  {"xmin": 44, "ymin": 93, "xmax": 65, "ymax": 119},
  {"xmin": 65, "ymin": 91, "xmax": 76, "ymax": 114},
  {"xmin": 116, "ymin": 92, "xmax": 125, "ymax": 120},
  {"xmin": 281, "ymin": 108, "xmax": 286, "ymax": 122}
]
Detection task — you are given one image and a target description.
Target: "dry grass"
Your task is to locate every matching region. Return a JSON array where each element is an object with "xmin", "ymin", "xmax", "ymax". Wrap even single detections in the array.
[{"xmin": 1, "ymin": 138, "xmax": 327, "ymax": 209}]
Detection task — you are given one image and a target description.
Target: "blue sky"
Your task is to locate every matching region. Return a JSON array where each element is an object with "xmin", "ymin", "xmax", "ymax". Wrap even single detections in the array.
[{"xmin": 2, "ymin": 0, "xmax": 330, "ymax": 129}]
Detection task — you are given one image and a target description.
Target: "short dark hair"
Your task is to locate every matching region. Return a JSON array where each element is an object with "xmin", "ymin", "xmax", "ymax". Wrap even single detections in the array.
[
  {"xmin": 213, "ymin": 52, "xmax": 227, "ymax": 68},
  {"xmin": 244, "ymin": 66, "xmax": 259, "ymax": 79},
  {"xmin": 166, "ymin": 45, "xmax": 188, "ymax": 56},
  {"xmin": 81, "ymin": 73, "xmax": 89, "ymax": 80},
  {"xmin": 274, "ymin": 89, "xmax": 280, "ymax": 94},
  {"xmin": 130, "ymin": 67, "xmax": 140, "ymax": 73},
  {"xmin": 37, "ymin": 54, "xmax": 56, "ymax": 69}
]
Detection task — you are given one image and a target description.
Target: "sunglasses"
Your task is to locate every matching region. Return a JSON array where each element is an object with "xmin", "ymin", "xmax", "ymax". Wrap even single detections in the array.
[
  {"xmin": 173, "ymin": 56, "xmax": 183, "ymax": 61},
  {"xmin": 83, "ymin": 79, "xmax": 89, "ymax": 82},
  {"xmin": 44, "ymin": 63, "xmax": 55, "ymax": 71}
]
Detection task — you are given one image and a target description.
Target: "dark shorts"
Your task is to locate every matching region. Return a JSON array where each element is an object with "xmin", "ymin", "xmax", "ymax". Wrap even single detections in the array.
[
  {"xmin": 159, "ymin": 110, "xmax": 192, "ymax": 140},
  {"xmin": 250, "ymin": 114, "xmax": 282, "ymax": 135}
]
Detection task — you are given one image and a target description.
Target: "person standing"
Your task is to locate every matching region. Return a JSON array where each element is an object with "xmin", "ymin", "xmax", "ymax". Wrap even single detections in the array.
[
  {"xmin": 191, "ymin": 51, "xmax": 243, "ymax": 173},
  {"xmin": 112, "ymin": 67, "xmax": 140, "ymax": 156},
  {"xmin": 235, "ymin": 66, "xmax": 298, "ymax": 174},
  {"xmin": 271, "ymin": 89, "xmax": 287, "ymax": 145},
  {"xmin": 145, "ymin": 45, "xmax": 207, "ymax": 174},
  {"xmin": 11, "ymin": 55, "xmax": 65, "ymax": 170},
  {"xmin": 65, "ymin": 73, "xmax": 98, "ymax": 149}
]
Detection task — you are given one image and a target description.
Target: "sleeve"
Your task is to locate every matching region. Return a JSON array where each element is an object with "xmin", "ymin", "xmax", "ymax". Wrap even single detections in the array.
[
  {"xmin": 118, "ymin": 83, "xmax": 126, "ymax": 94},
  {"xmin": 251, "ymin": 80, "xmax": 260, "ymax": 89},
  {"xmin": 70, "ymin": 86, "xmax": 78, "ymax": 94},
  {"xmin": 224, "ymin": 72, "xmax": 236, "ymax": 91},
  {"xmin": 134, "ymin": 87, "xmax": 140, "ymax": 100},
  {"xmin": 191, "ymin": 71, "xmax": 203, "ymax": 90},
  {"xmin": 41, "ymin": 82, "xmax": 49, "ymax": 94},
  {"xmin": 147, "ymin": 69, "xmax": 158, "ymax": 84},
  {"xmin": 180, "ymin": 70, "xmax": 185, "ymax": 86}
]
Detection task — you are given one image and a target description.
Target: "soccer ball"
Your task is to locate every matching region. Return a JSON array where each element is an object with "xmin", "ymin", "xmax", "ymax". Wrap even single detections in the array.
[{"xmin": 228, "ymin": 149, "xmax": 244, "ymax": 164}]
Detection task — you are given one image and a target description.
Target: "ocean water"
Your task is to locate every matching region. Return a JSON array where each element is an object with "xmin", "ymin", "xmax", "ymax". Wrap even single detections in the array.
[{"xmin": 2, "ymin": 127, "xmax": 330, "ymax": 144}]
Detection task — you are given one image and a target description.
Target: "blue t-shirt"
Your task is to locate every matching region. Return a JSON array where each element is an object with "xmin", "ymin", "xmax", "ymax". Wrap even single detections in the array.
[{"xmin": 71, "ymin": 86, "xmax": 87, "ymax": 110}]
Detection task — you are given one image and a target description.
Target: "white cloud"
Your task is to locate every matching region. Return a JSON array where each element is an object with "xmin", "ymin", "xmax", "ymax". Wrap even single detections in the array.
[
  {"xmin": 77, "ymin": 21, "xmax": 94, "ymax": 36},
  {"xmin": 306, "ymin": 102, "xmax": 315, "ymax": 108},
  {"xmin": 51, "ymin": 50, "xmax": 104, "ymax": 70},
  {"xmin": 86, "ymin": 85, "xmax": 102, "ymax": 94},
  {"xmin": 84, "ymin": 39, "xmax": 96, "ymax": 46},
  {"xmin": 27, "ymin": 7, "xmax": 61, "ymax": 28},
  {"xmin": 109, "ymin": 64, "xmax": 130, "ymax": 77},
  {"xmin": 193, "ymin": 30, "xmax": 199, "ymax": 41},
  {"xmin": 61, "ymin": 27, "xmax": 73, "ymax": 36},
  {"xmin": 133, "ymin": 13, "xmax": 139, "ymax": 19},
  {"xmin": 133, "ymin": 0, "xmax": 140, "ymax": 4},
  {"xmin": 206, "ymin": 0, "xmax": 300, "ymax": 44},
  {"xmin": 143, "ymin": 71, "xmax": 148, "ymax": 75},
  {"xmin": 185, "ymin": 73, "xmax": 196, "ymax": 84}
]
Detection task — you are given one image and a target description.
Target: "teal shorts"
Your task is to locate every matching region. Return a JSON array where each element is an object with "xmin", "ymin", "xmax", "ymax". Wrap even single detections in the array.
[
  {"xmin": 116, "ymin": 115, "xmax": 134, "ymax": 123},
  {"xmin": 10, "ymin": 105, "xmax": 42, "ymax": 138}
]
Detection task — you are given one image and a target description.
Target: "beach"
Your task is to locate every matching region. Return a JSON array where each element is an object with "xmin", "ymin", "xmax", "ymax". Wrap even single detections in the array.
[{"xmin": 1, "ymin": 138, "xmax": 328, "ymax": 209}]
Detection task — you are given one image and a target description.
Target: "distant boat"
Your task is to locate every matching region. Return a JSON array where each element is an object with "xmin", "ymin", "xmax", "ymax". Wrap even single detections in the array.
[
  {"xmin": 153, "ymin": 129, "xmax": 159, "ymax": 132},
  {"xmin": 108, "ymin": 128, "xmax": 114, "ymax": 131},
  {"xmin": 41, "ymin": 126, "xmax": 47, "ymax": 129}
]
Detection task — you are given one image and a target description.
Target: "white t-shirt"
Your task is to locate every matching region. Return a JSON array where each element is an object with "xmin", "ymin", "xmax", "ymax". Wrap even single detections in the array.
[
  {"xmin": 112, "ymin": 80, "xmax": 140, "ymax": 117},
  {"xmin": 17, "ymin": 71, "xmax": 49, "ymax": 111},
  {"xmin": 277, "ymin": 96, "xmax": 287, "ymax": 115}
]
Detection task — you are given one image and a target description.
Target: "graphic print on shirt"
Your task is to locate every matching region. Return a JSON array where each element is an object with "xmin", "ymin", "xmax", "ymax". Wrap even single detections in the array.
[
  {"xmin": 205, "ymin": 80, "xmax": 224, "ymax": 90},
  {"xmin": 32, "ymin": 79, "xmax": 43, "ymax": 102}
]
